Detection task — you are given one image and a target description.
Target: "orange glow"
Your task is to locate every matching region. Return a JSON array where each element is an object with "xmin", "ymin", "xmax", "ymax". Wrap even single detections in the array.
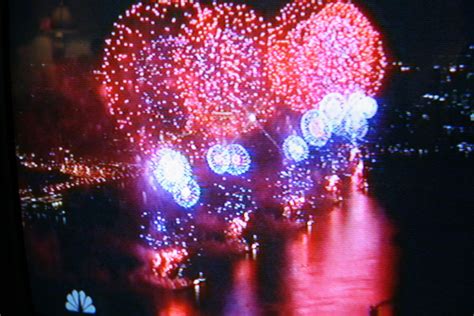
[
  {"xmin": 151, "ymin": 248, "xmax": 188, "ymax": 278},
  {"xmin": 158, "ymin": 297, "xmax": 197, "ymax": 316}
]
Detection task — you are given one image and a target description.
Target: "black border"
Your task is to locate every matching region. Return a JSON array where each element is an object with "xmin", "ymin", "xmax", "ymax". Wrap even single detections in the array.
[{"xmin": 1, "ymin": 0, "xmax": 34, "ymax": 314}]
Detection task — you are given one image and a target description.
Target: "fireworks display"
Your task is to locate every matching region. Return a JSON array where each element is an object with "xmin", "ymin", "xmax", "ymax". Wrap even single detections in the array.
[
  {"xmin": 97, "ymin": 0, "xmax": 277, "ymax": 161},
  {"xmin": 95, "ymin": 0, "xmax": 384, "ymax": 270},
  {"xmin": 97, "ymin": 0, "xmax": 385, "ymax": 157},
  {"xmin": 97, "ymin": 0, "xmax": 204, "ymax": 157},
  {"xmin": 20, "ymin": 0, "xmax": 389, "ymax": 290},
  {"xmin": 206, "ymin": 144, "xmax": 231, "ymax": 175},
  {"xmin": 300, "ymin": 109, "xmax": 332, "ymax": 147},
  {"xmin": 282, "ymin": 135, "xmax": 309, "ymax": 162},
  {"xmin": 172, "ymin": 178, "xmax": 201, "ymax": 208},
  {"xmin": 268, "ymin": 1, "xmax": 387, "ymax": 113},
  {"xmin": 274, "ymin": 162, "xmax": 316, "ymax": 214},
  {"xmin": 148, "ymin": 148, "xmax": 192, "ymax": 193},
  {"xmin": 177, "ymin": 3, "xmax": 273, "ymax": 141},
  {"xmin": 226, "ymin": 144, "xmax": 252, "ymax": 176}
]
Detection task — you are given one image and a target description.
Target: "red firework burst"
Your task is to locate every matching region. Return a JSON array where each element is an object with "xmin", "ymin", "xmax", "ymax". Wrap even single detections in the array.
[
  {"xmin": 96, "ymin": 0, "xmax": 202, "ymax": 157},
  {"xmin": 268, "ymin": 1, "xmax": 387, "ymax": 113},
  {"xmin": 98, "ymin": 0, "xmax": 387, "ymax": 161},
  {"xmin": 176, "ymin": 3, "xmax": 274, "ymax": 141}
]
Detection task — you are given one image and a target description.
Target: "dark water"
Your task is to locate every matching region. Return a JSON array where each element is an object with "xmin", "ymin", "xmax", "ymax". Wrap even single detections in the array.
[{"xmin": 369, "ymin": 156, "xmax": 474, "ymax": 315}]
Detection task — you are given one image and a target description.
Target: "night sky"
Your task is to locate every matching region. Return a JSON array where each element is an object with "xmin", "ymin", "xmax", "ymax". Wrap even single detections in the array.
[{"xmin": 8, "ymin": 0, "xmax": 474, "ymax": 65}]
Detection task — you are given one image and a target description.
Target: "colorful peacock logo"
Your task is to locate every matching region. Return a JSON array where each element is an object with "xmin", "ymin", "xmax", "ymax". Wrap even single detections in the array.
[{"xmin": 65, "ymin": 290, "xmax": 96, "ymax": 314}]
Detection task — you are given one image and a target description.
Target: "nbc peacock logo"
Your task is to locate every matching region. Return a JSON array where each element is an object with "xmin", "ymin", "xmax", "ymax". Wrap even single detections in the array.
[{"xmin": 65, "ymin": 289, "xmax": 96, "ymax": 314}]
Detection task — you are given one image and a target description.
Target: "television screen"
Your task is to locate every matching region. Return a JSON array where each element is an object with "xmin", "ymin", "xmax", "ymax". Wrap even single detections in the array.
[{"xmin": 5, "ymin": 0, "xmax": 473, "ymax": 315}]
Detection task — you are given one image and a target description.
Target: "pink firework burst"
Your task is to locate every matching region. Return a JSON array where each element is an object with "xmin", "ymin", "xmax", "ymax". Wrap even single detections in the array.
[
  {"xmin": 268, "ymin": 1, "xmax": 387, "ymax": 113},
  {"xmin": 97, "ymin": 0, "xmax": 204, "ymax": 158},
  {"xmin": 176, "ymin": 3, "xmax": 274, "ymax": 141}
]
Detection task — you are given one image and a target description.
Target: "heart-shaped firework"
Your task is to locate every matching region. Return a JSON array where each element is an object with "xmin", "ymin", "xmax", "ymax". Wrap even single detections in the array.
[{"xmin": 98, "ymin": 0, "xmax": 386, "ymax": 160}]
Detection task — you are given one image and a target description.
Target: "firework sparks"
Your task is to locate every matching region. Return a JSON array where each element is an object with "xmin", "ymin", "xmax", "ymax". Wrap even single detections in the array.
[
  {"xmin": 177, "ymin": 3, "xmax": 274, "ymax": 141},
  {"xmin": 268, "ymin": 1, "xmax": 387, "ymax": 112},
  {"xmin": 97, "ymin": 0, "xmax": 206, "ymax": 159}
]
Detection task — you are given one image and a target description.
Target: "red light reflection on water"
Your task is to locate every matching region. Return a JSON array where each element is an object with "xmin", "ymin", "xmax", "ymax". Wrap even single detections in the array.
[
  {"xmin": 222, "ymin": 190, "xmax": 397, "ymax": 316},
  {"xmin": 224, "ymin": 258, "xmax": 259, "ymax": 315},
  {"xmin": 281, "ymin": 190, "xmax": 397, "ymax": 315},
  {"xmin": 158, "ymin": 297, "xmax": 197, "ymax": 316},
  {"xmin": 155, "ymin": 190, "xmax": 397, "ymax": 315}
]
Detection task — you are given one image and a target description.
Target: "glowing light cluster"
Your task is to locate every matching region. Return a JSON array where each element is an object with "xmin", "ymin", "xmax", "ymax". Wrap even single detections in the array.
[
  {"xmin": 282, "ymin": 135, "xmax": 309, "ymax": 162},
  {"xmin": 207, "ymin": 144, "xmax": 251, "ymax": 175},
  {"xmin": 325, "ymin": 174, "xmax": 340, "ymax": 194},
  {"xmin": 341, "ymin": 114, "xmax": 369, "ymax": 141},
  {"xmin": 332, "ymin": 92, "xmax": 378, "ymax": 141},
  {"xmin": 18, "ymin": 152, "xmax": 141, "ymax": 196},
  {"xmin": 348, "ymin": 91, "xmax": 378, "ymax": 119},
  {"xmin": 300, "ymin": 109, "xmax": 332, "ymax": 147},
  {"xmin": 225, "ymin": 213, "xmax": 250, "ymax": 240},
  {"xmin": 336, "ymin": 92, "xmax": 377, "ymax": 141},
  {"xmin": 172, "ymin": 178, "xmax": 201, "ymax": 208},
  {"xmin": 352, "ymin": 160, "xmax": 365, "ymax": 186},
  {"xmin": 299, "ymin": 91, "xmax": 378, "ymax": 145},
  {"xmin": 151, "ymin": 247, "xmax": 189, "ymax": 278},
  {"xmin": 41, "ymin": 177, "xmax": 108, "ymax": 195},
  {"xmin": 319, "ymin": 92, "xmax": 346, "ymax": 128},
  {"xmin": 268, "ymin": 1, "xmax": 387, "ymax": 112},
  {"xmin": 206, "ymin": 144, "xmax": 231, "ymax": 175},
  {"xmin": 177, "ymin": 3, "xmax": 273, "ymax": 140},
  {"xmin": 317, "ymin": 142, "xmax": 353, "ymax": 175},
  {"xmin": 149, "ymin": 148, "xmax": 192, "ymax": 192},
  {"xmin": 17, "ymin": 148, "xmax": 141, "ymax": 195},
  {"xmin": 227, "ymin": 144, "xmax": 252, "ymax": 175},
  {"xmin": 148, "ymin": 148, "xmax": 200, "ymax": 208}
]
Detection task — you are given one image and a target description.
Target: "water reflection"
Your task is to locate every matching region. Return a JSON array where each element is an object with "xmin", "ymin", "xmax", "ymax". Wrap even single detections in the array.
[
  {"xmin": 223, "ymin": 189, "xmax": 397, "ymax": 315},
  {"xmin": 24, "ymin": 189, "xmax": 397, "ymax": 315},
  {"xmin": 224, "ymin": 258, "xmax": 259, "ymax": 316},
  {"xmin": 159, "ymin": 298, "xmax": 197, "ymax": 316}
]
